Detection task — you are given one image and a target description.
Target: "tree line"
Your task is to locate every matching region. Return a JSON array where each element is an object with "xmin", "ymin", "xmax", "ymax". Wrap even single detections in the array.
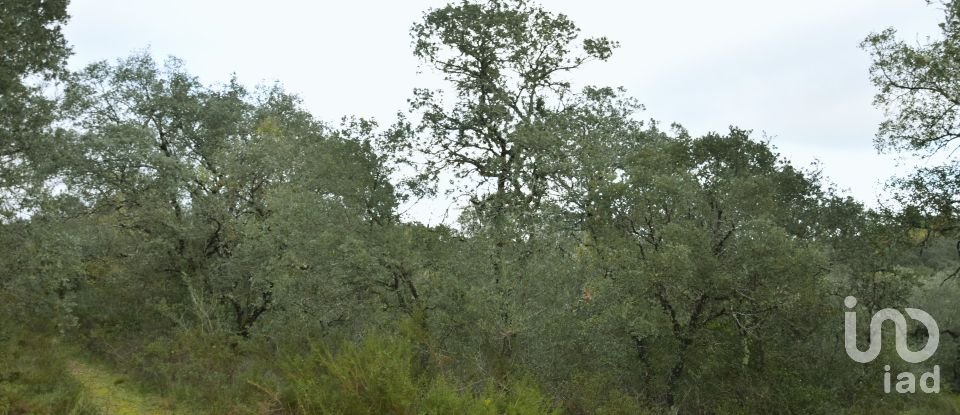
[{"xmin": 2, "ymin": 0, "xmax": 960, "ymax": 413}]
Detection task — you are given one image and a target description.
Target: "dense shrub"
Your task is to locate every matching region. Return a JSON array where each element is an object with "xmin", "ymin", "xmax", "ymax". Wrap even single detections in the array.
[{"xmin": 283, "ymin": 333, "xmax": 559, "ymax": 415}]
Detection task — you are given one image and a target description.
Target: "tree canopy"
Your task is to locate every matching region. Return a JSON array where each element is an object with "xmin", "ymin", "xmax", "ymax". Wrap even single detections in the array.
[{"xmin": 2, "ymin": 0, "xmax": 960, "ymax": 414}]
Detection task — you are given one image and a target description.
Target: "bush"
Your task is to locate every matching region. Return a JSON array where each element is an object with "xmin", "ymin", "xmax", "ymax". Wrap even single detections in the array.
[
  {"xmin": 119, "ymin": 327, "xmax": 272, "ymax": 413},
  {"xmin": 283, "ymin": 333, "xmax": 559, "ymax": 414}
]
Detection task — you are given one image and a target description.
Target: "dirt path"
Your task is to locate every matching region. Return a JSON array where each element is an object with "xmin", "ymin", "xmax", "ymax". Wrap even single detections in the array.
[{"xmin": 68, "ymin": 361, "xmax": 187, "ymax": 415}]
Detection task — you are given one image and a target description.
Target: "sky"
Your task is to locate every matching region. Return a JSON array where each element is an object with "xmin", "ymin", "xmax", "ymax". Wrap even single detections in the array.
[{"xmin": 63, "ymin": 0, "xmax": 945, "ymax": 225}]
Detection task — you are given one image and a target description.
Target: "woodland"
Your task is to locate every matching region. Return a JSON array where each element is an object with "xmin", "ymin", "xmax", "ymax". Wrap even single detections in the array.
[{"xmin": 3, "ymin": 0, "xmax": 960, "ymax": 413}]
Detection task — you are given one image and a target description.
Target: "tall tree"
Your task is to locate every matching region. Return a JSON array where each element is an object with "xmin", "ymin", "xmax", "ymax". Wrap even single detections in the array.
[
  {"xmin": 387, "ymin": 0, "xmax": 618, "ymax": 361},
  {"xmin": 566, "ymin": 126, "xmax": 841, "ymax": 409},
  {"xmin": 0, "ymin": 0, "xmax": 70, "ymax": 214},
  {"xmin": 59, "ymin": 54, "xmax": 398, "ymax": 339},
  {"xmin": 862, "ymin": 0, "xmax": 960, "ymax": 277},
  {"xmin": 395, "ymin": 0, "xmax": 616, "ymax": 219}
]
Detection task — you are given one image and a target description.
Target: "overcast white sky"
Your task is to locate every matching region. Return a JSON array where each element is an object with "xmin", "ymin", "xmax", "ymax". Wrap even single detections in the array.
[{"xmin": 63, "ymin": 0, "xmax": 944, "ymax": 224}]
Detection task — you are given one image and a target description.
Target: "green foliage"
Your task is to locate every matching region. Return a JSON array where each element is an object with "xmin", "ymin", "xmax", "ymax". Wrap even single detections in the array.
[
  {"xmin": 863, "ymin": 5, "xmax": 960, "ymax": 406},
  {"xmin": 0, "ymin": 330, "xmax": 96, "ymax": 415},
  {"xmin": 285, "ymin": 335, "xmax": 418, "ymax": 414},
  {"xmin": 284, "ymin": 332, "xmax": 559, "ymax": 415},
  {"xmin": 393, "ymin": 0, "xmax": 618, "ymax": 214},
  {"xmin": 135, "ymin": 329, "xmax": 252, "ymax": 412},
  {"xmin": 862, "ymin": 0, "xmax": 960, "ymax": 274},
  {"xmin": 0, "ymin": 0, "xmax": 69, "ymax": 89},
  {"xmin": 3, "ymin": 0, "xmax": 960, "ymax": 414},
  {"xmin": 0, "ymin": 0, "xmax": 71, "ymax": 217},
  {"xmin": 55, "ymin": 53, "xmax": 401, "ymax": 342}
]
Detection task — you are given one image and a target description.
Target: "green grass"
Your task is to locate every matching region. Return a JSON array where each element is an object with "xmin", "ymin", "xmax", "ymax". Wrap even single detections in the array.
[
  {"xmin": 67, "ymin": 361, "xmax": 189, "ymax": 415},
  {"xmin": 0, "ymin": 333, "xmax": 96, "ymax": 415}
]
